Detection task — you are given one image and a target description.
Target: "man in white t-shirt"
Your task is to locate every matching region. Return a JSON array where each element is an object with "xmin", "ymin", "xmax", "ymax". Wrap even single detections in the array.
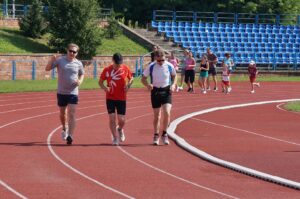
[{"xmin": 141, "ymin": 50, "xmax": 177, "ymax": 145}]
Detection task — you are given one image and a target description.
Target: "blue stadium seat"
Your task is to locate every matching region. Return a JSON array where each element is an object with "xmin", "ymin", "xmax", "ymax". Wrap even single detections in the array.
[{"xmin": 151, "ymin": 21, "xmax": 158, "ymax": 28}]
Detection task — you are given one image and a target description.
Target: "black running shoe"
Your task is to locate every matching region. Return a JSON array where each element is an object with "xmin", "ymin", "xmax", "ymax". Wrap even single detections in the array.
[{"xmin": 66, "ymin": 135, "xmax": 73, "ymax": 145}]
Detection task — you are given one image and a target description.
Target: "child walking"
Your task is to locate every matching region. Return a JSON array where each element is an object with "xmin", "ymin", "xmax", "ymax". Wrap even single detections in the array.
[
  {"xmin": 248, "ymin": 60, "xmax": 260, "ymax": 93},
  {"xmin": 221, "ymin": 62, "xmax": 230, "ymax": 94}
]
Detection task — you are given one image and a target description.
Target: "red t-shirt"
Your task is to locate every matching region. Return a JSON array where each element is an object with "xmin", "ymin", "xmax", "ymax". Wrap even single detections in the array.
[
  {"xmin": 248, "ymin": 66, "xmax": 257, "ymax": 77},
  {"xmin": 100, "ymin": 64, "xmax": 133, "ymax": 101}
]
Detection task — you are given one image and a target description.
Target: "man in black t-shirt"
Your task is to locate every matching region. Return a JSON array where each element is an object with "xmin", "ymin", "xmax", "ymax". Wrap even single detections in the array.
[{"xmin": 206, "ymin": 48, "xmax": 218, "ymax": 91}]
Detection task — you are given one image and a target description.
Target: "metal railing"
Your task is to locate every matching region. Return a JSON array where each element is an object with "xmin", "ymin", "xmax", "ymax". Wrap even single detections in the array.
[
  {"xmin": 0, "ymin": 3, "xmax": 112, "ymax": 19},
  {"xmin": 153, "ymin": 10, "xmax": 300, "ymax": 26}
]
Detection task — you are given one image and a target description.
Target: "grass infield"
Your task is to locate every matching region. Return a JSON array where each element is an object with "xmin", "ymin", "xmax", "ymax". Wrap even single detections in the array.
[
  {"xmin": 0, "ymin": 75, "xmax": 300, "ymax": 93},
  {"xmin": 283, "ymin": 102, "xmax": 300, "ymax": 113}
]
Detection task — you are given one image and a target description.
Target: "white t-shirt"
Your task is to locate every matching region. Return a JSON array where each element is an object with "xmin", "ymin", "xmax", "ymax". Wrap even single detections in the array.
[{"xmin": 143, "ymin": 61, "xmax": 176, "ymax": 88}]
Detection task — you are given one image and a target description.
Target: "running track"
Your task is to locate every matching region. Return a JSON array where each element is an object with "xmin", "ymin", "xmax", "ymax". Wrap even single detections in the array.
[{"xmin": 0, "ymin": 82, "xmax": 299, "ymax": 198}]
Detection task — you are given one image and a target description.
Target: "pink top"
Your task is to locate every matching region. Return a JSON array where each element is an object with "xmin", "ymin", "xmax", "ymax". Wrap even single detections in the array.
[
  {"xmin": 168, "ymin": 58, "xmax": 179, "ymax": 70},
  {"xmin": 185, "ymin": 58, "xmax": 196, "ymax": 70}
]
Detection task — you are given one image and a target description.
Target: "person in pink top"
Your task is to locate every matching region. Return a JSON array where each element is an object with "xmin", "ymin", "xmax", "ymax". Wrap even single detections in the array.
[
  {"xmin": 184, "ymin": 51, "xmax": 196, "ymax": 93},
  {"xmin": 168, "ymin": 51, "xmax": 179, "ymax": 91}
]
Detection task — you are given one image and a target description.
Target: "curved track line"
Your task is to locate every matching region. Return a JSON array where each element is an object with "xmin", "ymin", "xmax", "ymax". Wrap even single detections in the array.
[
  {"xmin": 191, "ymin": 118, "xmax": 300, "ymax": 146},
  {"xmin": 276, "ymin": 103, "xmax": 300, "ymax": 115},
  {"xmin": 0, "ymin": 180, "xmax": 28, "ymax": 199},
  {"xmin": 47, "ymin": 109, "xmax": 239, "ymax": 199},
  {"xmin": 168, "ymin": 99, "xmax": 300, "ymax": 190}
]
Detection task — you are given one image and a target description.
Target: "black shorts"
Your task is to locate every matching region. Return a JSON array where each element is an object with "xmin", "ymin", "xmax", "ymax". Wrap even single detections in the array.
[
  {"xmin": 184, "ymin": 70, "xmax": 195, "ymax": 83},
  {"xmin": 208, "ymin": 67, "xmax": 217, "ymax": 76},
  {"xmin": 106, "ymin": 99, "xmax": 126, "ymax": 115},
  {"xmin": 151, "ymin": 86, "xmax": 172, "ymax": 109},
  {"xmin": 57, "ymin": 94, "xmax": 78, "ymax": 107}
]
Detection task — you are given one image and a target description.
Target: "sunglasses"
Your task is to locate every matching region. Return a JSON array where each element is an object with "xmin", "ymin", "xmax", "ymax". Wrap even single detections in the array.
[
  {"xmin": 157, "ymin": 59, "xmax": 165, "ymax": 62},
  {"xmin": 68, "ymin": 50, "xmax": 77, "ymax": 54}
]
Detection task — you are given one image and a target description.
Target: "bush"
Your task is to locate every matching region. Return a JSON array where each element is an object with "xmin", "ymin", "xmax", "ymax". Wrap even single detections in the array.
[
  {"xmin": 19, "ymin": 0, "xmax": 47, "ymax": 38},
  {"xmin": 104, "ymin": 15, "xmax": 122, "ymax": 39},
  {"xmin": 48, "ymin": 0, "xmax": 102, "ymax": 59}
]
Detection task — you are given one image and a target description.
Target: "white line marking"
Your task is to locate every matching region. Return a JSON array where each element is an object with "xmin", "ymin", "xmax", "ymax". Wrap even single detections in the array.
[
  {"xmin": 118, "ymin": 147, "xmax": 239, "ymax": 199},
  {"xmin": 48, "ymin": 108, "xmax": 239, "ymax": 199},
  {"xmin": 47, "ymin": 106, "xmax": 150, "ymax": 199},
  {"xmin": 192, "ymin": 118, "xmax": 300, "ymax": 146},
  {"xmin": 168, "ymin": 99, "xmax": 300, "ymax": 190},
  {"xmin": 276, "ymin": 103, "xmax": 300, "ymax": 115},
  {"xmin": 0, "ymin": 180, "xmax": 28, "ymax": 199}
]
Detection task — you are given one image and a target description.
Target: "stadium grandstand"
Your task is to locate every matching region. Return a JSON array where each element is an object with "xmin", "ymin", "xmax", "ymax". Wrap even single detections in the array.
[{"xmin": 151, "ymin": 10, "xmax": 300, "ymax": 71}]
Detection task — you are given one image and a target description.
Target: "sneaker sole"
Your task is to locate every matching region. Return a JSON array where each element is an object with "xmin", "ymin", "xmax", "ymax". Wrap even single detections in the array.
[{"xmin": 66, "ymin": 136, "xmax": 73, "ymax": 145}]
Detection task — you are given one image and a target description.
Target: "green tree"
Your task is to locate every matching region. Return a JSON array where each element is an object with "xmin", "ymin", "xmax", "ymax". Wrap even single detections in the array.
[
  {"xmin": 105, "ymin": 14, "xmax": 122, "ymax": 38},
  {"xmin": 48, "ymin": 0, "xmax": 102, "ymax": 59},
  {"xmin": 19, "ymin": 0, "xmax": 47, "ymax": 38}
]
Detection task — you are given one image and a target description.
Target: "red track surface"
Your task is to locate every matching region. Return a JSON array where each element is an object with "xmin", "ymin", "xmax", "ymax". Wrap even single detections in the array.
[{"xmin": 0, "ymin": 82, "xmax": 300, "ymax": 198}]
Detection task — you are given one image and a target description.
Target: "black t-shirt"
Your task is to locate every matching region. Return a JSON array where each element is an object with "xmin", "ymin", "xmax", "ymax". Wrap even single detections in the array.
[{"xmin": 207, "ymin": 53, "xmax": 217, "ymax": 68}]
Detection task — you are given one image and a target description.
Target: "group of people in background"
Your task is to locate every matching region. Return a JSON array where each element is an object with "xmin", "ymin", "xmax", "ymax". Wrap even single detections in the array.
[{"xmin": 46, "ymin": 43, "xmax": 260, "ymax": 147}]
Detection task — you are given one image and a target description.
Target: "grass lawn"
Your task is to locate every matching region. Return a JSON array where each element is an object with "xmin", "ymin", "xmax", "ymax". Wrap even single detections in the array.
[
  {"xmin": 0, "ymin": 75, "xmax": 300, "ymax": 93},
  {"xmin": 283, "ymin": 101, "xmax": 300, "ymax": 112},
  {"xmin": 0, "ymin": 77, "xmax": 144, "ymax": 93},
  {"xmin": 0, "ymin": 28, "xmax": 149, "ymax": 55}
]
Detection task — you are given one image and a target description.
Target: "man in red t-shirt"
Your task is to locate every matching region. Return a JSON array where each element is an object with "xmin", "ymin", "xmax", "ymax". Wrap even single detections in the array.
[{"xmin": 99, "ymin": 53, "xmax": 133, "ymax": 145}]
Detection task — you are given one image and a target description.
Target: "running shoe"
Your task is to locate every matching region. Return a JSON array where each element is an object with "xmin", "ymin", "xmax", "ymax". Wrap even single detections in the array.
[
  {"xmin": 162, "ymin": 134, "xmax": 170, "ymax": 145},
  {"xmin": 228, "ymin": 87, "xmax": 232, "ymax": 92},
  {"xmin": 117, "ymin": 127, "xmax": 125, "ymax": 142},
  {"xmin": 61, "ymin": 129, "xmax": 67, "ymax": 141},
  {"xmin": 251, "ymin": 90, "xmax": 255, "ymax": 94},
  {"xmin": 203, "ymin": 90, "xmax": 207, "ymax": 94},
  {"xmin": 256, "ymin": 83, "xmax": 260, "ymax": 87},
  {"xmin": 214, "ymin": 87, "xmax": 218, "ymax": 92},
  {"xmin": 66, "ymin": 135, "xmax": 73, "ymax": 145},
  {"xmin": 153, "ymin": 134, "xmax": 160, "ymax": 146},
  {"xmin": 178, "ymin": 86, "xmax": 183, "ymax": 91},
  {"xmin": 187, "ymin": 87, "xmax": 192, "ymax": 92},
  {"xmin": 112, "ymin": 137, "xmax": 119, "ymax": 146},
  {"xmin": 207, "ymin": 87, "xmax": 211, "ymax": 91}
]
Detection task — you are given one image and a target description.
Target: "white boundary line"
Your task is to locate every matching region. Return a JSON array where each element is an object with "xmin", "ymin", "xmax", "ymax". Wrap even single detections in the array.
[
  {"xmin": 0, "ymin": 180, "xmax": 28, "ymax": 199},
  {"xmin": 191, "ymin": 118, "xmax": 300, "ymax": 146},
  {"xmin": 168, "ymin": 99, "xmax": 300, "ymax": 190},
  {"xmin": 276, "ymin": 103, "xmax": 300, "ymax": 115}
]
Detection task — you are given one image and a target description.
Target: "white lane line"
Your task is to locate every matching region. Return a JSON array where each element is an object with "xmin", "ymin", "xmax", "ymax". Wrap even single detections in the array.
[
  {"xmin": 0, "ymin": 180, "xmax": 28, "ymax": 199},
  {"xmin": 120, "ymin": 114, "xmax": 239, "ymax": 199},
  {"xmin": 192, "ymin": 118, "xmax": 300, "ymax": 146},
  {"xmin": 276, "ymin": 103, "xmax": 300, "ymax": 115},
  {"xmin": 48, "ymin": 108, "xmax": 239, "ymax": 199},
  {"xmin": 47, "ymin": 106, "xmax": 149, "ymax": 199},
  {"xmin": 118, "ymin": 147, "xmax": 238, "ymax": 199},
  {"xmin": 168, "ymin": 99, "xmax": 300, "ymax": 190}
]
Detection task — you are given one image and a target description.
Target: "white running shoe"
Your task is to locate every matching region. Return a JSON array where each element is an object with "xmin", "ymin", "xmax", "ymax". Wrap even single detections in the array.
[
  {"xmin": 203, "ymin": 90, "xmax": 207, "ymax": 94},
  {"xmin": 207, "ymin": 87, "xmax": 211, "ymax": 91},
  {"xmin": 214, "ymin": 88, "xmax": 218, "ymax": 92},
  {"xmin": 176, "ymin": 87, "xmax": 179, "ymax": 92},
  {"xmin": 117, "ymin": 127, "xmax": 125, "ymax": 142},
  {"xmin": 251, "ymin": 90, "xmax": 255, "ymax": 94},
  {"xmin": 112, "ymin": 137, "xmax": 119, "ymax": 146},
  {"xmin": 228, "ymin": 87, "xmax": 232, "ymax": 92},
  {"xmin": 153, "ymin": 134, "xmax": 160, "ymax": 146},
  {"xmin": 162, "ymin": 134, "xmax": 170, "ymax": 145},
  {"xmin": 256, "ymin": 83, "xmax": 260, "ymax": 87},
  {"xmin": 61, "ymin": 129, "xmax": 67, "ymax": 141},
  {"xmin": 179, "ymin": 86, "xmax": 183, "ymax": 91}
]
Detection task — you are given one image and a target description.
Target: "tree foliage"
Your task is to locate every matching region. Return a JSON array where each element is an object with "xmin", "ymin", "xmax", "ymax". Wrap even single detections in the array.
[
  {"xmin": 19, "ymin": 0, "xmax": 47, "ymax": 38},
  {"xmin": 100, "ymin": 0, "xmax": 300, "ymax": 24},
  {"xmin": 48, "ymin": 0, "xmax": 102, "ymax": 59}
]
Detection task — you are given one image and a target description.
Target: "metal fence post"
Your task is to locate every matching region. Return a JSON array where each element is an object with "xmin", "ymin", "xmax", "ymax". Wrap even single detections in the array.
[
  {"xmin": 255, "ymin": 14, "xmax": 259, "ymax": 25},
  {"xmin": 293, "ymin": 53, "xmax": 297, "ymax": 70},
  {"xmin": 12, "ymin": 60, "xmax": 16, "ymax": 80},
  {"xmin": 139, "ymin": 56, "xmax": 143, "ymax": 76},
  {"xmin": 214, "ymin": 13, "xmax": 218, "ymax": 23},
  {"xmin": 152, "ymin": 10, "xmax": 156, "ymax": 21},
  {"xmin": 32, "ymin": 60, "xmax": 36, "ymax": 80},
  {"xmin": 93, "ymin": 60, "xmax": 97, "ymax": 79},
  {"xmin": 173, "ymin": 11, "xmax": 176, "ymax": 22},
  {"xmin": 276, "ymin": 15, "xmax": 280, "ymax": 26},
  {"xmin": 51, "ymin": 65, "xmax": 56, "ymax": 79},
  {"xmin": 135, "ymin": 58, "xmax": 139, "ymax": 77},
  {"xmin": 272, "ymin": 53, "xmax": 276, "ymax": 70},
  {"xmin": 234, "ymin": 13, "xmax": 238, "ymax": 25}
]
